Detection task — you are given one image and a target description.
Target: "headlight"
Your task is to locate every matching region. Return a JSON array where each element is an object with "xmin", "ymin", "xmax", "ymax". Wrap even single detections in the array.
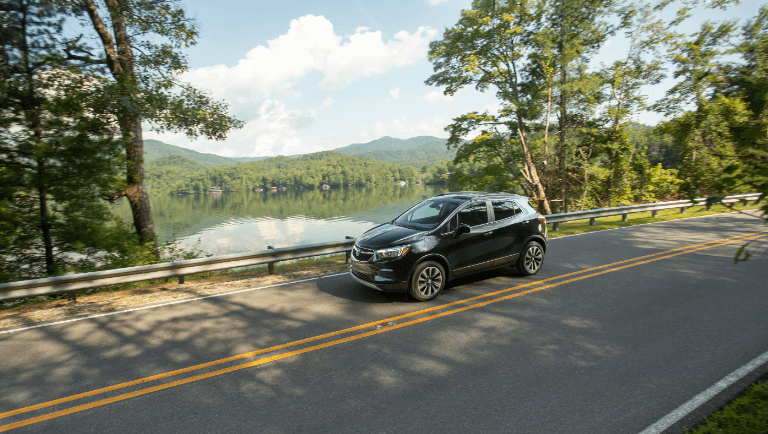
[{"xmin": 375, "ymin": 245, "xmax": 410, "ymax": 260}]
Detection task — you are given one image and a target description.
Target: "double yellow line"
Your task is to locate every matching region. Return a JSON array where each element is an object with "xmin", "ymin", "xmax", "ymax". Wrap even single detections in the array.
[{"xmin": 1, "ymin": 230, "xmax": 766, "ymax": 432}]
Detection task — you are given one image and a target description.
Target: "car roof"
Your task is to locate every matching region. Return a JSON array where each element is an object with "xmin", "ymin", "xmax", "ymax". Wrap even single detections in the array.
[{"xmin": 433, "ymin": 191, "xmax": 527, "ymax": 201}]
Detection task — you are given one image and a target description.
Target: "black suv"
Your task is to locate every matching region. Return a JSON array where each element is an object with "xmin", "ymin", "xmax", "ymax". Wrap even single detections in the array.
[{"xmin": 350, "ymin": 192, "xmax": 548, "ymax": 301}]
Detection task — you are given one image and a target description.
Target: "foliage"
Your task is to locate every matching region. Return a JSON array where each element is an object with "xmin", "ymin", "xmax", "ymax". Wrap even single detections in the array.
[
  {"xmin": 0, "ymin": 0, "xmax": 150, "ymax": 281},
  {"xmin": 713, "ymin": 6, "xmax": 768, "ymax": 221},
  {"xmin": 54, "ymin": 0, "xmax": 243, "ymax": 245},
  {"xmin": 426, "ymin": 0, "xmax": 556, "ymax": 213},
  {"xmin": 426, "ymin": 0, "xmax": 766, "ymax": 218},
  {"xmin": 144, "ymin": 152, "xmax": 420, "ymax": 195}
]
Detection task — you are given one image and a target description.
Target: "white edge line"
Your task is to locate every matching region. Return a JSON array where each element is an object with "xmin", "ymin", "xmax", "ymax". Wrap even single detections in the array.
[
  {"xmin": 0, "ymin": 272, "xmax": 349, "ymax": 335},
  {"xmin": 0, "ymin": 210, "xmax": 760, "ymax": 335},
  {"xmin": 638, "ymin": 348, "xmax": 768, "ymax": 434}
]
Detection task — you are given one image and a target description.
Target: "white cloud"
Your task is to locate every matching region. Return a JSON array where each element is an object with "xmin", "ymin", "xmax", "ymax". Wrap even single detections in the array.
[
  {"xmin": 636, "ymin": 110, "xmax": 665, "ymax": 126},
  {"xmin": 183, "ymin": 15, "xmax": 435, "ymax": 112},
  {"xmin": 355, "ymin": 26, "xmax": 370, "ymax": 32},
  {"xmin": 484, "ymin": 102, "xmax": 503, "ymax": 115},
  {"xmin": 389, "ymin": 87, "xmax": 400, "ymax": 99},
  {"xmin": 424, "ymin": 89, "xmax": 453, "ymax": 104},
  {"xmin": 428, "ymin": 0, "xmax": 449, "ymax": 4},
  {"xmin": 321, "ymin": 97, "xmax": 335, "ymax": 108},
  {"xmin": 145, "ymin": 100, "xmax": 323, "ymax": 158}
]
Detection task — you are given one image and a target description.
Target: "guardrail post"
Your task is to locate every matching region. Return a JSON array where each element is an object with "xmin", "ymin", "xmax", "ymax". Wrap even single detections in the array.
[
  {"xmin": 652, "ymin": 210, "xmax": 658, "ymax": 217},
  {"xmin": 67, "ymin": 291, "xmax": 77, "ymax": 302},
  {"xmin": 552, "ymin": 222, "xmax": 559, "ymax": 232},
  {"xmin": 621, "ymin": 214, "xmax": 627, "ymax": 222},
  {"xmin": 267, "ymin": 246, "xmax": 275, "ymax": 275},
  {"xmin": 589, "ymin": 217, "xmax": 595, "ymax": 226},
  {"xmin": 680, "ymin": 207, "xmax": 685, "ymax": 213},
  {"xmin": 706, "ymin": 203, "xmax": 712, "ymax": 211},
  {"xmin": 178, "ymin": 275, "xmax": 185, "ymax": 285},
  {"xmin": 345, "ymin": 236, "xmax": 354, "ymax": 263}
]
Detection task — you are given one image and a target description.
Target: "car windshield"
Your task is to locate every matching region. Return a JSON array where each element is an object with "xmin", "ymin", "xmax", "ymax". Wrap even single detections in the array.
[{"xmin": 394, "ymin": 198, "xmax": 462, "ymax": 230}]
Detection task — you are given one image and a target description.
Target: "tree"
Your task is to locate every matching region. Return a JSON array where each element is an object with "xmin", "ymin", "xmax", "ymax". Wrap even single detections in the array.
[
  {"xmin": 60, "ymin": 0, "xmax": 242, "ymax": 247},
  {"xmin": 598, "ymin": 1, "xmax": 670, "ymax": 206},
  {"xmin": 0, "ymin": 0, "xmax": 145, "ymax": 280},
  {"xmin": 426, "ymin": 0, "xmax": 553, "ymax": 213},
  {"xmin": 715, "ymin": 6, "xmax": 768, "ymax": 223},
  {"xmin": 538, "ymin": 0, "xmax": 615, "ymax": 212},
  {"xmin": 654, "ymin": 21, "xmax": 741, "ymax": 197}
]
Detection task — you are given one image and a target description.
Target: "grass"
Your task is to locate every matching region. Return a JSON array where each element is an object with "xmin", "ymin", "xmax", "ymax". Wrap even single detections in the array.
[
  {"xmin": 547, "ymin": 201, "xmax": 764, "ymax": 238},
  {"xmin": 686, "ymin": 380, "xmax": 768, "ymax": 434}
]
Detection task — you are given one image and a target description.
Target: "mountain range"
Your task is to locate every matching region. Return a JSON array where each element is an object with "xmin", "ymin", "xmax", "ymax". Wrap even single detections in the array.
[{"xmin": 143, "ymin": 136, "xmax": 455, "ymax": 169}]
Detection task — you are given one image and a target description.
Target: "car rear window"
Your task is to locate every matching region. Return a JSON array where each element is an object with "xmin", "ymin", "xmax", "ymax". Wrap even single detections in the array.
[
  {"xmin": 457, "ymin": 201, "xmax": 489, "ymax": 227},
  {"xmin": 491, "ymin": 199, "xmax": 522, "ymax": 221}
]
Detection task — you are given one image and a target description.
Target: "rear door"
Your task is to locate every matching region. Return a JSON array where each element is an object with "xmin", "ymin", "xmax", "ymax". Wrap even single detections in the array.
[{"xmin": 489, "ymin": 199, "xmax": 528, "ymax": 266}]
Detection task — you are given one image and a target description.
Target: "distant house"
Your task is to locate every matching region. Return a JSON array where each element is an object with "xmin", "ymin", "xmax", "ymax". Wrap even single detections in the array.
[
  {"xmin": 320, "ymin": 183, "xmax": 331, "ymax": 190},
  {"xmin": 397, "ymin": 180, "xmax": 407, "ymax": 186},
  {"xmin": 209, "ymin": 186, "xmax": 222, "ymax": 194}
]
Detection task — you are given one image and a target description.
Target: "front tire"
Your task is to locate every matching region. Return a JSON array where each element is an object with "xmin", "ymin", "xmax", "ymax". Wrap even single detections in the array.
[
  {"xmin": 408, "ymin": 261, "xmax": 446, "ymax": 301},
  {"xmin": 516, "ymin": 241, "xmax": 544, "ymax": 276}
]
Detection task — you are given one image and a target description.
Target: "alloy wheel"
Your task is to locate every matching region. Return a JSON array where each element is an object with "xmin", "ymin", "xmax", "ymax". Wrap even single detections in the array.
[
  {"xmin": 524, "ymin": 244, "xmax": 543, "ymax": 274},
  {"xmin": 416, "ymin": 266, "xmax": 443, "ymax": 298}
]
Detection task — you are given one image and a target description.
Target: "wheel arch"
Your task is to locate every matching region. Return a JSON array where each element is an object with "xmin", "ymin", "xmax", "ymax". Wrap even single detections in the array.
[
  {"xmin": 411, "ymin": 253, "xmax": 452, "ymax": 281},
  {"xmin": 523, "ymin": 234, "xmax": 548, "ymax": 253}
]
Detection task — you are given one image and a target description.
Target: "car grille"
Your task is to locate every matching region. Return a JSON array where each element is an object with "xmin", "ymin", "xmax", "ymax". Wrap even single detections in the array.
[
  {"xmin": 352, "ymin": 245, "xmax": 374, "ymax": 262},
  {"xmin": 351, "ymin": 269, "xmax": 375, "ymax": 282}
]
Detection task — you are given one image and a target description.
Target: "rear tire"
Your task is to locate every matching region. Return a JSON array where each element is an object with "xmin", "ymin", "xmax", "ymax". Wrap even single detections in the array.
[
  {"xmin": 408, "ymin": 261, "xmax": 446, "ymax": 301},
  {"xmin": 516, "ymin": 241, "xmax": 544, "ymax": 276}
]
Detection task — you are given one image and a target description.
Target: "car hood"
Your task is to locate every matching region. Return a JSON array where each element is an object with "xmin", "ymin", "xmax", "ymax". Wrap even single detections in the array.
[{"xmin": 356, "ymin": 223, "xmax": 425, "ymax": 249}]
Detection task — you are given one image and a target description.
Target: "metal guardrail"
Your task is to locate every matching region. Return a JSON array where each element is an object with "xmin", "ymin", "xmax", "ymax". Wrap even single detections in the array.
[
  {"xmin": 0, "ymin": 193, "xmax": 761, "ymax": 303},
  {"xmin": 0, "ymin": 240, "xmax": 355, "ymax": 302},
  {"xmin": 544, "ymin": 193, "xmax": 762, "ymax": 231}
]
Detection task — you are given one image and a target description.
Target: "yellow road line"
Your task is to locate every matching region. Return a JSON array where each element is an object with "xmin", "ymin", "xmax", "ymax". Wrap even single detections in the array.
[{"xmin": 0, "ymin": 231, "xmax": 765, "ymax": 431}]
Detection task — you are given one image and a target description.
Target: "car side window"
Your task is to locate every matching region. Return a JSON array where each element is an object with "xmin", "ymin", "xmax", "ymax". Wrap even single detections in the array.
[
  {"xmin": 457, "ymin": 201, "xmax": 489, "ymax": 227},
  {"xmin": 491, "ymin": 199, "xmax": 522, "ymax": 221}
]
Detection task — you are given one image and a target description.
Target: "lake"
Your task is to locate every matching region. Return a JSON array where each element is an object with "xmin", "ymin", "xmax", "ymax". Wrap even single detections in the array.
[{"xmin": 111, "ymin": 184, "xmax": 448, "ymax": 256}]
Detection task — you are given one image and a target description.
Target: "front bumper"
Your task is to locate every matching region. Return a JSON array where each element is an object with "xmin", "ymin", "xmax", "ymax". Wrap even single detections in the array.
[{"xmin": 349, "ymin": 261, "xmax": 411, "ymax": 293}]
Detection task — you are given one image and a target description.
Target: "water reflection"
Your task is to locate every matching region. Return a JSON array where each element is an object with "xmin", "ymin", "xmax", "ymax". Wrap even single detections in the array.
[{"xmin": 111, "ymin": 185, "xmax": 447, "ymax": 255}]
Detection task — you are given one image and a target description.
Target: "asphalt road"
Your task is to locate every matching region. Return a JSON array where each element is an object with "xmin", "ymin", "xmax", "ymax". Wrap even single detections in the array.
[{"xmin": 1, "ymin": 212, "xmax": 767, "ymax": 434}]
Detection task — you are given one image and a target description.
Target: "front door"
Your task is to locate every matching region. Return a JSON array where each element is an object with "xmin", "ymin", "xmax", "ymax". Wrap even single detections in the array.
[{"xmin": 446, "ymin": 201, "xmax": 496, "ymax": 275}]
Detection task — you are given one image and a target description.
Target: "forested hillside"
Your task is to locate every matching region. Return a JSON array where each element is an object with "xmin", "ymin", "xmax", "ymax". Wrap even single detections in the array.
[
  {"xmin": 334, "ymin": 136, "xmax": 455, "ymax": 168},
  {"xmin": 146, "ymin": 151, "xmax": 420, "ymax": 194},
  {"xmin": 144, "ymin": 136, "xmax": 456, "ymax": 169},
  {"xmin": 144, "ymin": 140, "xmax": 241, "ymax": 166}
]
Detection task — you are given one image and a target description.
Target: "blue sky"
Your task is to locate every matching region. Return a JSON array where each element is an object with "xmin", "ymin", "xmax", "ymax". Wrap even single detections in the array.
[{"xmin": 143, "ymin": 0, "xmax": 765, "ymax": 158}]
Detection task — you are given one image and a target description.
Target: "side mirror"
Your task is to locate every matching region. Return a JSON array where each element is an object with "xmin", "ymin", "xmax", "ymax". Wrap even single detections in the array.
[{"xmin": 454, "ymin": 224, "xmax": 471, "ymax": 237}]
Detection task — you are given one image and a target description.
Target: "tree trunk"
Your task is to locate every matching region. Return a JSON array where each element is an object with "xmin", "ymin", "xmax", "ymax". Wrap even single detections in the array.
[
  {"xmin": 122, "ymin": 115, "xmax": 156, "ymax": 246},
  {"xmin": 85, "ymin": 0, "xmax": 158, "ymax": 249},
  {"xmin": 606, "ymin": 150, "xmax": 616, "ymax": 206},
  {"xmin": 36, "ymin": 157, "xmax": 56, "ymax": 275},
  {"xmin": 559, "ymin": 48, "xmax": 568, "ymax": 213}
]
